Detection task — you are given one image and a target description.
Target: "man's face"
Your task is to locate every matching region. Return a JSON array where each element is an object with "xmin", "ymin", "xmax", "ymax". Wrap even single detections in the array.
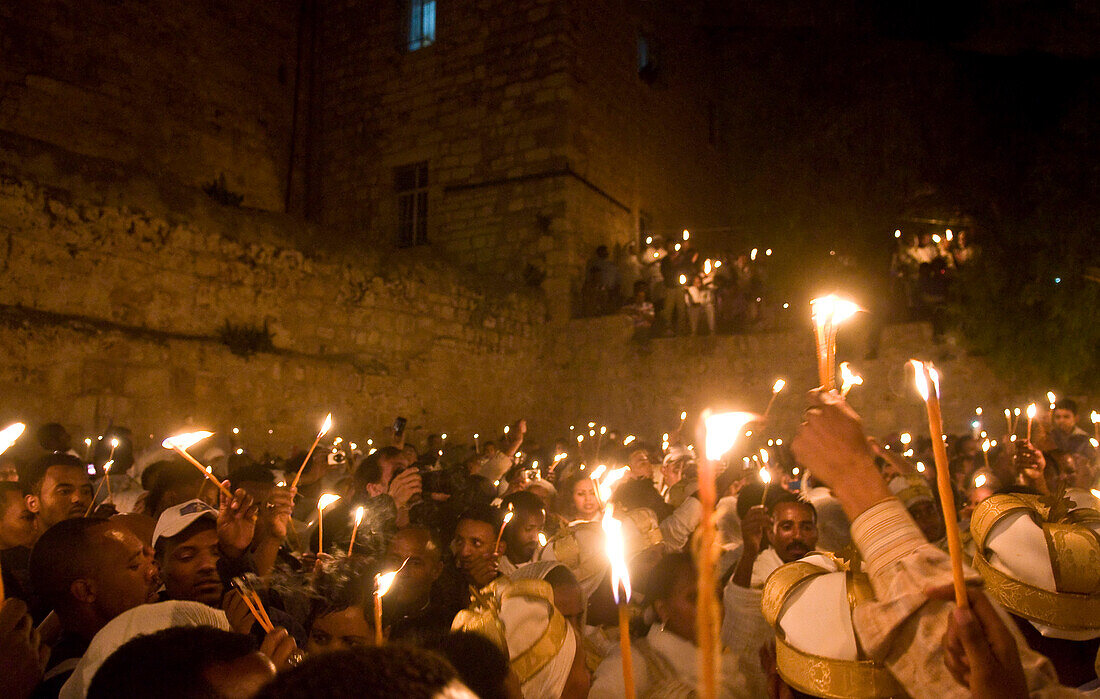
[
  {"xmin": 451, "ymin": 519, "xmax": 497, "ymax": 574},
  {"xmin": 0, "ymin": 489, "xmax": 36, "ymax": 549},
  {"xmin": 1052, "ymin": 409, "xmax": 1077, "ymax": 435},
  {"xmin": 160, "ymin": 525, "xmax": 223, "ymax": 606},
  {"xmin": 627, "ymin": 450, "xmax": 654, "ymax": 480},
  {"xmin": 504, "ymin": 510, "xmax": 545, "ymax": 564},
  {"xmin": 660, "ymin": 459, "xmax": 685, "ymax": 489},
  {"xmin": 386, "ymin": 528, "xmax": 442, "ymax": 607},
  {"xmin": 86, "ymin": 523, "xmax": 161, "ymax": 621},
  {"xmin": 28, "ymin": 464, "xmax": 93, "ymax": 529},
  {"xmin": 908, "ymin": 501, "xmax": 946, "ymax": 542},
  {"xmin": 771, "ymin": 502, "xmax": 818, "ymax": 562}
]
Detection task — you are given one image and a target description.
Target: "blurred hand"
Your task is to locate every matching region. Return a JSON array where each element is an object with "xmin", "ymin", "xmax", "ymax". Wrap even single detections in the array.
[
  {"xmin": 1014, "ymin": 442, "xmax": 1047, "ymax": 493},
  {"xmin": 462, "ymin": 554, "xmax": 500, "ymax": 588},
  {"xmin": 791, "ymin": 390, "xmax": 891, "ymax": 519},
  {"xmin": 928, "ymin": 585, "xmax": 1028, "ymax": 699},
  {"xmin": 517, "ymin": 419, "xmax": 527, "ymax": 436},
  {"xmin": 387, "ymin": 468, "xmax": 422, "ymax": 509},
  {"xmin": 0, "ymin": 599, "xmax": 49, "ymax": 699},
  {"xmin": 217, "ymin": 485, "xmax": 259, "ymax": 558},
  {"xmin": 741, "ymin": 505, "xmax": 771, "ymax": 555},
  {"xmin": 222, "ymin": 589, "xmax": 257, "ymax": 635},
  {"xmin": 259, "ymin": 627, "xmax": 301, "ymax": 672},
  {"xmin": 258, "ymin": 485, "xmax": 295, "ymax": 541}
]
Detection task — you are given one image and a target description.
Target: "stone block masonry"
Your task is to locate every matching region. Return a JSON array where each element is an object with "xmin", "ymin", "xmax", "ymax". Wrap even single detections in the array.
[{"xmin": 0, "ymin": 166, "xmax": 545, "ymax": 453}]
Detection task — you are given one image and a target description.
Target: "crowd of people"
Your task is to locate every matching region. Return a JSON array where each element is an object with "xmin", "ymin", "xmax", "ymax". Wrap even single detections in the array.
[
  {"xmin": 890, "ymin": 229, "xmax": 979, "ymax": 341},
  {"xmin": 581, "ymin": 237, "xmax": 772, "ymax": 338},
  {"xmin": 0, "ymin": 389, "xmax": 1098, "ymax": 698}
]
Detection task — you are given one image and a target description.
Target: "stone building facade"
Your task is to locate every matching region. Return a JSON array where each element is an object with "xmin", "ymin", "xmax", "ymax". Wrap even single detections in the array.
[
  {"xmin": 311, "ymin": 0, "xmax": 733, "ymax": 319},
  {"xmin": 0, "ymin": 0, "xmax": 1072, "ymax": 456}
]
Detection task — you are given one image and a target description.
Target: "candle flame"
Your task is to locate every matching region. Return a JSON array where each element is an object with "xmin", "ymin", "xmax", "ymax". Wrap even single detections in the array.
[
  {"xmin": 1014, "ymin": 408, "xmax": 1021, "ymax": 417},
  {"xmin": 623, "ymin": 435, "xmax": 636, "ymax": 446},
  {"xmin": 110, "ymin": 437, "xmax": 120, "ymax": 449},
  {"xmin": 916, "ymin": 462, "xmax": 926, "ymax": 473},
  {"xmin": 1026, "ymin": 403, "xmax": 1037, "ymax": 420},
  {"xmin": 0, "ymin": 422, "xmax": 26, "ymax": 455},
  {"xmin": 758, "ymin": 449, "xmax": 769, "ymax": 464},
  {"xmin": 103, "ymin": 459, "xmax": 113, "ymax": 473},
  {"xmin": 772, "ymin": 378, "xmax": 786, "ymax": 394},
  {"xmin": 759, "ymin": 467, "xmax": 771, "ymax": 485},
  {"xmin": 1091, "ymin": 411, "xmax": 1100, "ymax": 424},
  {"xmin": 599, "ymin": 466, "xmax": 630, "ymax": 501},
  {"xmin": 974, "ymin": 473, "xmax": 987, "ymax": 488},
  {"xmin": 590, "ymin": 465, "xmax": 607, "ymax": 481},
  {"xmin": 703, "ymin": 411, "xmax": 757, "ymax": 461},
  {"xmin": 354, "ymin": 506, "xmax": 365, "ymax": 526},
  {"xmin": 602, "ymin": 506, "xmax": 631, "ymax": 603},
  {"xmin": 319, "ymin": 414, "xmax": 333, "ymax": 436},
  {"xmin": 910, "ymin": 360, "xmax": 938, "ymax": 400},
  {"xmin": 600, "ymin": 426, "xmax": 607, "ymax": 435},
  {"xmin": 839, "ymin": 362, "xmax": 863, "ymax": 394},
  {"xmin": 678, "ymin": 274, "xmax": 687, "ymax": 285},
  {"xmin": 1047, "ymin": 391, "xmax": 1056, "ymax": 406},
  {"xmin": 900, "ymin": 432, "xmax": 912, "ymax": 445},
  {"xmin": 982, "ymin": 439, "xmax": 990, "ymax": 453},
  {"xmin": 317, "ymin": 493, "xmax": 341, "ymax": 511},
  {"xmin": 538, "ymin": 532, "xmax": 547, "ymax": 547},
  {"xmin": 680, "ymin": 411, "xmax": 688, "ymax": 421},
  {"xmin": 376, "ymin": 571, "xmax": 399, "ymax": 597},
  {"xmin": 810, "ymin": 295, "xmax": 863, "ymax": 327},
  {"xmin": 975, "ymin": 407, "xmax": 983, "ymax": 416},
  {"xmin": 162, "ymin": 430, "xmax": 214, "ymax": 451}
]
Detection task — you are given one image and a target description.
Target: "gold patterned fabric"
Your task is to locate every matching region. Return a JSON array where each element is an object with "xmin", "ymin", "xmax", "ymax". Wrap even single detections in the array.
[
  {"xmin": 971, "ymin": 493, "xmax": 1100, "ymax": 631},
  {"xmin": 762, "ymin": 557, "xmax": 903, "ymax": 698}
]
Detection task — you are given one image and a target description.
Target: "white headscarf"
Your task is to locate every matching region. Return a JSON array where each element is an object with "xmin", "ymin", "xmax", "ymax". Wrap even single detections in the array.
[{"xmin": 59, "ymin": 601, "xmax": 230, "ymax": 699}]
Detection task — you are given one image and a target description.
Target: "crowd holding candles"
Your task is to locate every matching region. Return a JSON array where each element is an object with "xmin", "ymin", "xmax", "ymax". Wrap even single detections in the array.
[{"xmin": 0, "ymin": 296, "xmax": 1098, "ymax": 698}]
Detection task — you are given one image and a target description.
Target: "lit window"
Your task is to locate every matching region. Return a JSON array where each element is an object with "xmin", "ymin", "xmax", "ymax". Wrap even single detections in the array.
[
  {"xmin": 395, "ymin": 162, "xmax": 429, "ymax": 247},
  {"xmin": 408, "ymin": 0, "xmax": 436, "ymax": 51}
]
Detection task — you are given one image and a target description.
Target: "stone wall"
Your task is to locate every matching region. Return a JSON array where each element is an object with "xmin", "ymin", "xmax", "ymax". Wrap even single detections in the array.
[
  {"xmin": 0, "ymin": 158, "xmax": 545, "ymax": 453},
  {"xmin": 0, "ymin": 0, "xmax": 300, "ymax": 212},
  {"xmin": 539, "ymin": 314, "xmax": 1079, "ymax": 442}
]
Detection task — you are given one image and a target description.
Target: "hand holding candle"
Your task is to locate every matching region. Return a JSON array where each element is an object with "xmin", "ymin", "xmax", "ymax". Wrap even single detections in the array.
[{"xmin": 910, "ymin": 360, "xmax": 968, "ymax": 609}]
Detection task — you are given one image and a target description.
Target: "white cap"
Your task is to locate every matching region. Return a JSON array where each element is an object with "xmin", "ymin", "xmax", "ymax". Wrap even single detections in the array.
[{"xmin": 152, "ymin": 499, "xmax": 217, "ymax": 549}]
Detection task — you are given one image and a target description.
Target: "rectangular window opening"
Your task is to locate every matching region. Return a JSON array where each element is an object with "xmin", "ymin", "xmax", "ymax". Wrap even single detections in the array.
[
  {"xmin": 408, "ymin": 0, "xmax": 436, "ymax": 51},
  {"xmin": 395, "ymin": 162, "xmax": 429, "ymax": 247}
]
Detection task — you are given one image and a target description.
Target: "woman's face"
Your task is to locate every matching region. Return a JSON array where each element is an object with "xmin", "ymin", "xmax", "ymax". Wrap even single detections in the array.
[
  {"xmin": 656, "ymin": 565, "xmax": 699, "ymax": 643},
  {"xmin": 572, "ymin": 479, "xmax": 600, "ymax": 519}
]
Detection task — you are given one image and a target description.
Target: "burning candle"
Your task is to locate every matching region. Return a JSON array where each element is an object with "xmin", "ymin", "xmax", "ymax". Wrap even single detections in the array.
[
  {"xmin": 474, "ymin": 433, "xmax": 480, "ymax": 452},
  {"xmin": 1047, "ymin": 391, "xmax": 1057, "ymax": 410},
  {"xmin": 910, "ymin": 360, "xmax": 968, "ymax": 608},
  {"xmin": 291, "ymin": 414, "xmax": 333, "ymax": 489},
  {"xmin": 87, "ymin": 459, "xmax": 115, "ymax": 516},
  {"xmin": 374, "ymin": 568, "xmax": 400, "ymax": 646},
  {"xmin": 810, "ymin": 295, "xmax": 862, "ymax": 390},
  {"xmin": 1026, "ymin": 403, "xmax": 1037, "ymax": 443},
  {"xmin": 1004, "ymin": 408, "xmax": 1012, "ymax": 437},
  {"xmin": 603, "ymin": 507, "xmax": 635, "ymax": 699},
  {"xmin": 494, "ymin": 506, "xmax": 514, "ymax": 554},
  {"xmin": 981, "ymin": 439, "xmax": 991, "ymax": 470},
  {"xmin": 700, "ymin": 411, "xmax": 756, "ymax": 698},
  {"xmin": 316, "ymin": 493, "xmax": 341, "ymax": 554},
  {"xmin": 1012, "ymin": 407, "xmax": 1021, "ymax": 434},
  {"xmin": 839, "ymin": 362, "xmax": 863, "ymax": 397},
  {"xmin": 348, "ymin": 506, "xmax": 365, "ymax": 556},
  {"xmin": 623, "ymin": 435, "xmax": 636, "ymax": 446},
  {"xmin": 974, "ymin": 473, "xmax": 987, "ymax": 489},
  {"xmin": 537, "ymin": 532, "xmax": 547, "ymax": 548},
  {"xmin": 759, "ymin": 465, "xmax": 772, "ymax": 506},
  {"xmin": 162, "ymin": 431, "xmax": 232, "ymax": 498},
  {"xmin": 763, "ymin": 379, "xmax": 786, "ymax": 420},
  {"xmin": 0, "ymin": 423, "xmax": 26, "ymax": 456},
  {"xmin": 1092, "ymin": 411, "xmax": 1100, "ymax": 440}
]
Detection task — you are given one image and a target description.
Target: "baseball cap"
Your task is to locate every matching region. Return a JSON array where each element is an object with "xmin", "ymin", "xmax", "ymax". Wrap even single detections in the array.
[{"xmin": 152, "ymin": 499, "xmax": 217, "ymax": 549}]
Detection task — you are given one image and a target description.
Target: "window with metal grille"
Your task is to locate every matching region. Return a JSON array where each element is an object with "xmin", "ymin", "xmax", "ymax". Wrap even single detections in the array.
[
  {"xmin": 395, "ymin": 162, "xmax": 429, "ymax": 247},
  {"xmin": 408, "ymin": 0, "xmax": 436, "ymax": 51}
]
